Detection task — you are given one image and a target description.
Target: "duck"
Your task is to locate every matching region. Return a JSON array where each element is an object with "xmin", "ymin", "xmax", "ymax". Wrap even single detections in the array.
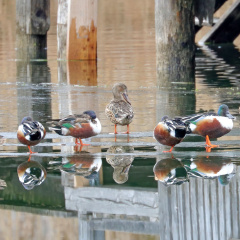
[
  {"xmin": 182, "ymin": 156, "xmax": 235, "ymax": 185},
  {"xmin": 106, "ymin": 146, "xmax": 134, "ymax": 184},
  {"xmin": 105, "ymin": 83, "xmax": 134, "ymax": 134},
  {"xmin": 17, "ymin": 116, "xmax": 46, "ymax": 154},
  {"xmin": 17, "ymin": 157, "xmax": 47, "ymax": 190},
  {"xmin": 153, "ymin": 158, "xmax": 189, "ymax": 186},
  {"xmin": 154, "ymin": 116, "xmax": 190, "ymax": 153},
  {"xmin": 59, "ymin": 154, "xmax": 102, "ymax": 179},
  {"xmin": 48, "ymin": 110, "xmax": 101, "ymax": 146},
  {"xmin": 182, "ymin": 104, "xmax": 235, "ymax": 148}
]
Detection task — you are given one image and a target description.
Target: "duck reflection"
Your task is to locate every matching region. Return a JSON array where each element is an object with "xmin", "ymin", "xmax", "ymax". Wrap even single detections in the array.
[
  {"xmin": 153, "ymin": 158, "xmax": 189, "ymax": 186},
  {"xmin": 182, "ymin": 156, "xmax": 235, "ymax": 185},
  {"xmin": 106, "ymin": 146, "xmax": 134, "ymax": 184},
  {"xmin": 17, "ymin": 156, "xmax": 47, "ymax": 190},
  {"xmin": 60, "ymin": 153, "xmax": 102, "ymax": 180}
]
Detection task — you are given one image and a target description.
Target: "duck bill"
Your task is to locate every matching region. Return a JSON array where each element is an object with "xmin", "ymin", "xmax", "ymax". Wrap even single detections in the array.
[
  {"xmin": 123, "ymin": 164, "xmax": 131, "ymax": 174},
  {"xmin": 122, "ymin": 93, "xmax": 131, "ymax": 105},
  {"xmin": 227, "ymin": 112, "xmax": 236, "ymax": 120}
]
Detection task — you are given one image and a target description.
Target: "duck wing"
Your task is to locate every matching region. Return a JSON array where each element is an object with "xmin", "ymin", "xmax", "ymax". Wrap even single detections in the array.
[{"xmin": 107, "ymin": 100, "xmax": 134, "ymax": 121}]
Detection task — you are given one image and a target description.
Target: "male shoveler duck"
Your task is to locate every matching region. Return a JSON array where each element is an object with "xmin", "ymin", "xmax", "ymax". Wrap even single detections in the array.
[
  {"xmin": 154, "ymin": 116, "xmax": 190, "ymax": 153},
  {"xmin": 183, "ymin": 104, "xmax": 235, "ymax": 148},
  {"xmin": 59, "ymin": 154, "xmax": 102, "ymax": 179},
  {"xmin": 105, "ymin": 83, "xmax": 134, "ymax": 134},
  {"xmin": 17, "ymin": 116, "xmax": 46, "ymax": 154},
  {"xmin": 153, "ymin": 158, "xmax": 189, "ymax": 186},
  {"xmin": 182, "ymin": 156, "xmax": 235, "ymax": 185},
  {"xmin": 17, "ymin": 157, "xmax": 47, "ymax": 190},
  {"xmin": 48, "ymin": 110, "xmax": 101, "ymax": 146}
]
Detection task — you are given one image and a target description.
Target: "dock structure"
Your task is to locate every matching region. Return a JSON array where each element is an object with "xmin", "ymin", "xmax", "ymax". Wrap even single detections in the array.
[{"xmin": 199, "ymin": 0, "xmax": 240, "ymax": 44}]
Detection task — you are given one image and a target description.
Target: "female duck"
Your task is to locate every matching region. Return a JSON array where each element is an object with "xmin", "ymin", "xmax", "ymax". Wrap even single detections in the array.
[
  {"xmin": 184, "ymin": 104, "xmax": 235, "ymax": 148},
  {"xmin": 154, "ymin": 116, "xmax": 190, "ymax": 153},
  {"xmin": 105, "ymin": 83, "xmax": 134, "ymax": 134},
  {"xmin": 17, "ymin": 116, "xmax": 46, "ymax": 154},
  {"xmin": 48, "ymin": 110, "xmax": 101, "ymax": 146}
]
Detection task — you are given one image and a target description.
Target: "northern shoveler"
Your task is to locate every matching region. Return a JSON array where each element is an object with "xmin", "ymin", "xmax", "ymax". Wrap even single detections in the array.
[
  {"xmin": 59, "ymin": 155, "xmax": 102, "ymax": 179},
  {"xmin": 154, "ymin": 116, "xmax": 190, "ymax": 153},
  {"xmin": 48, "ymin": 110, "xmax": 101, "ymax": 146},
  {"xmin": 153, "ymin": 158, "xmax": 189, "ymax": 186},
  {"xmin": 17, "ymin": 116, "xmax": 46, "ymax": 154},
  {"xmin": 105, "ymin": 83, "xmax": 134, "ymax": 134},
  {"xmin": 182, "ymin": 156, "xmax": 235, "ymax": 185},
  {"xmin": 183, "ymin": 104, "xmax": 235, "ymax": 148},
  {"xmin": 17, "ymin": 157, "xmax": 47, "ymax": 190}
]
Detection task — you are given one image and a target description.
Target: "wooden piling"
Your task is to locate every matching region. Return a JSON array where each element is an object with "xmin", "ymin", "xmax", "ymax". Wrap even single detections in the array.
[
  {"xmin": 67, "ymin": 0, "xmax": 98, "ymax": 60},
  {"xmin": 155, "ymin": 0, "xmax": 195, "ymax": 72},
  {"xmin": 57, "ymin": 0, "xmax": 68, "ymax": 60},
  {"xmin": 16, "ymin": 0, "xmax": 50, "ymax": 59}
]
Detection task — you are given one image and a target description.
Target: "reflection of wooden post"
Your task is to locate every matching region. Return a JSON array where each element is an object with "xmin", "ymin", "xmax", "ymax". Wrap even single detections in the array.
[
  {"xmin": 67, "ymin": 61, "xmax": 97, "ymax": 86},
  {"xmin": 67, "ymin": 0, "xmax": 98, "ymax": 60},
  {"xmin": 16, "ymin": 0, "xmax": 50, "ymax": 59},
  {"xmin": 155, "ymin": 0, "xmax": 195, "ymax": 71},
  {"xmin": 156, "ymin": 71, "xmax": 195, "ymax": 122}
]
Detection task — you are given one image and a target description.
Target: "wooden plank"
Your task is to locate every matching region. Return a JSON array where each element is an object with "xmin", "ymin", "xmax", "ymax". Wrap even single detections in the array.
[
  {"xmin": 67, "ymin": 0, "xmax": 98, "ymax": 60},
  {"xmin": 199, "ymin": 0, "xmax": 240, "ymax": 44}
]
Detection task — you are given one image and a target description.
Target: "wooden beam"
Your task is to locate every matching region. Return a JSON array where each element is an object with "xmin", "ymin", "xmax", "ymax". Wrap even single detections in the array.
[{"xmin": 199, "ymin": 0, "xmax": 240, "ymax": 44}]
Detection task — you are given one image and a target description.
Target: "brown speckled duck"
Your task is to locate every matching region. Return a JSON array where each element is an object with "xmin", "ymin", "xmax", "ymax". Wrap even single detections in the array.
[{"xmin": 105, "ymin": 83, "xmax": 134, "ymax": 134}]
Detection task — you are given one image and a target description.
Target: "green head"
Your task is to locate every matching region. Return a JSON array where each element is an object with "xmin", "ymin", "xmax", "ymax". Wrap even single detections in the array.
[{"xmin": 217, "ymin": 104, "xmax": 235, "ymax": 119}]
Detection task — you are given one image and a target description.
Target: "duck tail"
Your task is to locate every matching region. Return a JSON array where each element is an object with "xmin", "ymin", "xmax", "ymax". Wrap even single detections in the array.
[
  {"xmin": 49, "ymin": 126, "xmax": 64, "ymax": 136},
  {"xmin": 175, "ymin": 127, "xmax": 187, "ymax": 138}
]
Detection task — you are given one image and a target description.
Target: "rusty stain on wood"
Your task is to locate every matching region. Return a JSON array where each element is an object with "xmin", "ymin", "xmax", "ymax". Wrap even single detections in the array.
[
  {"xmin": 68, "ymin": 18, "xmax": 97, "ymax": 60},
  {"xmin": 67, "ymin": 60, "xmax": 97, "ymax": 86}
]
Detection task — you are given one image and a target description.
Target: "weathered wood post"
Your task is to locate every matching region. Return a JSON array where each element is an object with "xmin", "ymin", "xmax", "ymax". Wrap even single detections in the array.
[
  {"xmin": 57, "ymin": 0, "xmax": 98, "ymax": 86},
  {"xmin": 155, "ymin": 0, "xmax": 196, "ymax": 118},
  {"xmin": 67, "ymin": 0, "xmax": 98, "ymax": 60},
  {"xmin": 155, "ymin": 0, "xmax": 195, "ymax": 73},
  {"xmin": 16, "ymin": 0, "xmax": 50, "ymax": 59}
]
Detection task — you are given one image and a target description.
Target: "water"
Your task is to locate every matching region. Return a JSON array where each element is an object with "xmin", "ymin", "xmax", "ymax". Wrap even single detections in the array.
[{"xmin": 0, "ymin": 0, "xmax": 240, "ymax": 239}]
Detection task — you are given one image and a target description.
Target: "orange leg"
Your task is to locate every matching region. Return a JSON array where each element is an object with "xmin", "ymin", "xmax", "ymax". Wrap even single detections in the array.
[
  {"xmin": 114, "ymin": 124, "xmax": 118, "ymax": 134},
  {"xmin": 126, "ymin": 124, "xmax": 130, "ymax": 134},
  {"xmin": 205, "ymin": 135, "xmax": 219, "ymax": 148},
  {"xmin": 122, "ymin": 125, "xmax": 130, "ymax": 134},
  {"xmin": 27, "ymin": 146, "xmax": 37, "ymax": 154},
  {"xmin": 79, "ymin": 138, "xmax": 90, "ymax": 146},
  {"xmin": 27, "ymin": 155, "xmax": 32, "ymax": 162},
  {"xmin": 163, "ymin": 146, "xmax": 174, "ymax": 153},
  {"xmin": 75, "ymin": 138, "xmax": 90, "ymax": 146},
  {"xmin": 74, "ymin": 145, "xmax": 83, "ymax": 152}
]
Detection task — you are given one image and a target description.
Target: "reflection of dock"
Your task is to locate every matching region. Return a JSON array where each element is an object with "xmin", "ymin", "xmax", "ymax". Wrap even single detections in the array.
[{"xmin": 64, "ymin": 165, "xmax": 240, "ymax": 240}]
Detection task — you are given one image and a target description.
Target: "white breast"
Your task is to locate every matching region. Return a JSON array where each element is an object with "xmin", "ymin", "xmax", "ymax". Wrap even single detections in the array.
[
  {"xmin": 90, "ymin": 118, "xmax": 102, "ymax": 134},
  {"xmin": 217, "ymin": 116, "xmax": 233, "ymax": 130}
]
